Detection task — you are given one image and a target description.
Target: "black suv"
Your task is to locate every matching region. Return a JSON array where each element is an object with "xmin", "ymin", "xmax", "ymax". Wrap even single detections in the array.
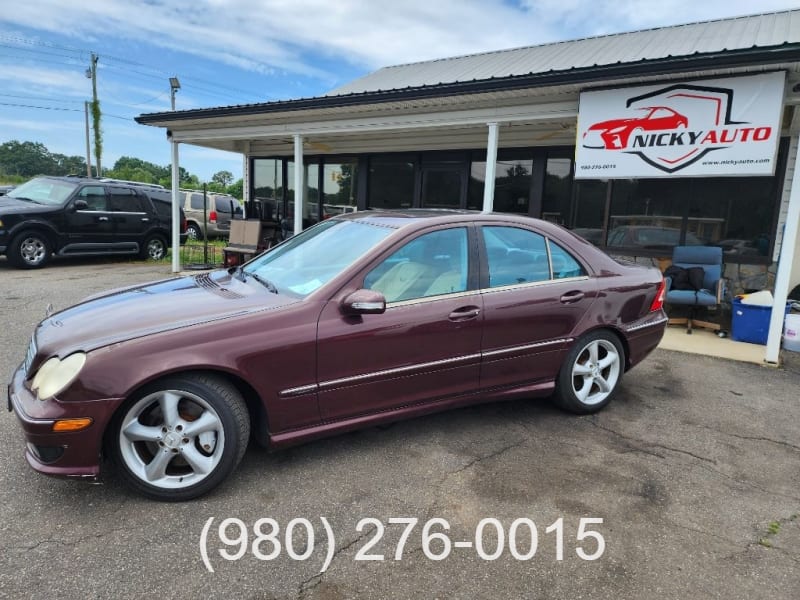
[{"xmin": 0, "ymin": 176, "xmax": 187, "ymax": 269}]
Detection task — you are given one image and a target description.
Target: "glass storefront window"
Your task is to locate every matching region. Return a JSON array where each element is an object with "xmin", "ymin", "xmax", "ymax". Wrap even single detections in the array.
[
  {"xmin": 542, "ymin": 158, "xmax": 572, "ymax": 226},
  {"xmin": 369, "ymin": 157, "xmax": 414, "ymax": 209},
  {"xmin": 570, "ymin": 180, "xmax": 608, "ymax": 246},
  {"xmin": 688, "ymin": 178, "xmax": 776, "ymax": 258},
  {"xmin": 608, "ymin": 180, "xmax": 690, "ymax": 251},
  {"xmin": 253, "ymin": 158, "xmax": 283, "ymax": 221},
  {"xmin": 468, "ymin": 157, "xmax": 532, "ymax": 213},
  {"xmin": 323, "ymin": 160, "xmax": 359, "ymax": 216}
]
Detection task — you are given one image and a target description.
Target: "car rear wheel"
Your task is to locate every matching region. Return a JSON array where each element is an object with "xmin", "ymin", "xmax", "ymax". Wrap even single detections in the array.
[
  {"xmin": 110, "ymin": 374, "xmax": 250, "ymax": 501},
  {"xmin": 554, "ymin": 331, "xmax": 624, "ymax": 414},
  {"xmin": 8, "ymin": 230, "xmax": 51, "ymax": 269},
  {"xmin": 186, "ymin": 223, "xmax": 203, "ymax": 241},
  {"xmin": 141, "ymin": 234, "xmax": 167, "ymax": 260}
]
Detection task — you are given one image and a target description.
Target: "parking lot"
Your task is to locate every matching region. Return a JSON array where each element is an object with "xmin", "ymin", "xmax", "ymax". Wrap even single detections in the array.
[{"xmin": 1, "ymin": 256, "xmax": 799, "ymax": 599}]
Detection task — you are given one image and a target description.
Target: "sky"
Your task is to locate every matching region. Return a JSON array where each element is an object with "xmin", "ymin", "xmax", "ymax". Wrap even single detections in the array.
[{"xmin": 1, "ymin": 0, "xmax": 798, "ymax": 182}]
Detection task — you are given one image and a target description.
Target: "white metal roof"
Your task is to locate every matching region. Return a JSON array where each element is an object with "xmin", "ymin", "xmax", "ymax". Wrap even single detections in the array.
[{"xmin": 329, "ymin": 10, "xmax": 800, "ymax": 96}]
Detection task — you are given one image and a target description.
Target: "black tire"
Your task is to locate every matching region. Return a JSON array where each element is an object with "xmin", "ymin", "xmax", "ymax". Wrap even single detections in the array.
[
  {"xmin": 109, "ymin": 374, "xmax": 250, "ymax": 501},
  {"xmin": 186, "ymin": 223, "xmax": 203, "ymax": 241},
  {"xmin": 141, "ymin": 234, "xmax": 168, "ymax": 260},
  {"xmin": 8, "ymin": 229, "xmax": 52, "ymax": 269},
  {"xmin": 554, "ymin": 330, "xmax": 625, "ymax": 414}
]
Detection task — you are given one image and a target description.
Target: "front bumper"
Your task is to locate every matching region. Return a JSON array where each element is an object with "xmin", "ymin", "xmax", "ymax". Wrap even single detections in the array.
[{"xmin": 7, "ymin": 365, "xmax": 123, "ymax": 480}]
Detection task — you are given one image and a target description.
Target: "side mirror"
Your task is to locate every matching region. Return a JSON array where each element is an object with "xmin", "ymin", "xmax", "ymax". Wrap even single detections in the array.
[
  {"xmin": 73, "ymin": 199, "xmax": 88, "ymax": 211},
  {"xmin": 341, "ymin": 289, "xmax": 386, "ymax": 316}
]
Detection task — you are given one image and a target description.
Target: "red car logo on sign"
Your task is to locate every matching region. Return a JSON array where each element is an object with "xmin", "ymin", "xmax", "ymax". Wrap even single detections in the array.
[
  {"xmin": 580, "ymin": 83, "xmax": 772, "ymax": 173},
  {"xmin": 582, "ymin": 106, "xmax": 688, "ymax": 150}
]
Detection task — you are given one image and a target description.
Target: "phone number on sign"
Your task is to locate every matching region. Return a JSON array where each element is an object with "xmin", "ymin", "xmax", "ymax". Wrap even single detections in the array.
[{"xmin": 199, "ymin": 516, "xmax": 606, "ymax": 573}]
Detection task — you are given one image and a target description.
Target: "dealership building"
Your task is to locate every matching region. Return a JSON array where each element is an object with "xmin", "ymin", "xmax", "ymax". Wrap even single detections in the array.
[{"xmin": 137, "ymin": 9, "xmax": 800, "ymax": 364}]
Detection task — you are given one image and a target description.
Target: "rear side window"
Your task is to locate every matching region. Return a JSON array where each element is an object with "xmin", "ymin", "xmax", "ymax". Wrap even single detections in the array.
[
  {"xmin": 190, "ymin": 193, "xmax": 205, "ymax": 210},
  {"xmin": 548, "ymin": 241, "xmax": 586, "ymax": 279},
  {"xmin": 108, "ymin": 188, "xmax": 146, "ymax": 212},
  {"xmin": 482, "ymin": 226, "xmax": 550, "ymax": 287}
]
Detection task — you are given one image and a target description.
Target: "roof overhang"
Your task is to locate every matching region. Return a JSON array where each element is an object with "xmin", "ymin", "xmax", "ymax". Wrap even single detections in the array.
[{"xmin": 136, "ymin": 46, "xmax": 800, "ymax": 156}]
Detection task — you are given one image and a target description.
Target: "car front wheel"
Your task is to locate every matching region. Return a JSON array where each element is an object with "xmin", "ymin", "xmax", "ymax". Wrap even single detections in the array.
[
  {"xmin": 9, "ymin": 230, "xmax": 51, "ymax": 269},
  {"xmin": 554, "ymin": 331, "xmax": 624, "ymax": 414},
  {"xmin": 110, "ymin": 374, "xmax": 250, "ymax": 501}
]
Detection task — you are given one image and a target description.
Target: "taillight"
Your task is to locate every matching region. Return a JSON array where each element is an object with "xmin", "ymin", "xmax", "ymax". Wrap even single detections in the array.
[
  {"xmin": 209, "ymin": 210, "xmax": 217, "ymax": 224},
  {"xmin": 650, "ymin": 278, "xmax": 666, "ymax": 312}
]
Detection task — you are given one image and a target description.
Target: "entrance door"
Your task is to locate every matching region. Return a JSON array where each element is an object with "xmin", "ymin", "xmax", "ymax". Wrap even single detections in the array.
[{"xmin": 421, "ymin": 165, "xmax": 466, "ymax": 209}]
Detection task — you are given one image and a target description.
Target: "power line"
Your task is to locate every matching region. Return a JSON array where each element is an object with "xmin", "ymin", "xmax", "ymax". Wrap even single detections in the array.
[
  {"xmin": 0, "ymin": 93, "xmax": 85, "ymax": 103},
  {"xmin": 0, "ymin": 102, "xmax": 132, "ymax": 120}
]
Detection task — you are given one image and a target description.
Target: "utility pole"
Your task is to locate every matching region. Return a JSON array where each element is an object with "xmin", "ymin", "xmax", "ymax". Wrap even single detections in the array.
[
  {"xmin": 89, "ymin": 52, "xmax": 102, "ymax": 176},
  {"xmin": 84, "ymin": 101, "xmax": 92, "ymax": 177}
]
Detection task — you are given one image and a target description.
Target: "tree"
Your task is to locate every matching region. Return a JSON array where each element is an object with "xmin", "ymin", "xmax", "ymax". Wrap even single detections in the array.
[
  {"xmin": 0, "ymin": 140, "xmax": 86, "ymax": 177},
  {"xmin": 227, "ymin": 178, "xmax": 244, "ymax": 200},
  {"xmin": 212, "ymin": 170, "xmax": 234, "ymax": 187}
]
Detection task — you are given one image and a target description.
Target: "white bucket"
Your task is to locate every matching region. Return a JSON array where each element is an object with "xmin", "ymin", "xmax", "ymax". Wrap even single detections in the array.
[{"xmin": 784, "ymin": 313, "xmax": 800, "ymax": 352}]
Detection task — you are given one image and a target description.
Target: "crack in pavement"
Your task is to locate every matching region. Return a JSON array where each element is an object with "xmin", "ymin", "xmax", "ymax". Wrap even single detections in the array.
[
  {"xmin": 696, "ymin": 425, "xmax": 800, "ymax": 452},
  {"xmin": 297, "ymin": 528, "xmax": 372, "ymax": 599},
  {"xmin": 589, "ymin": 419, "xmax": 716, "ymax": 464},
  {"xmin": 12, "ymin": 526, "xmax": 131, "ymax": 552},
  {"xmin": 446, "ymin": 440, "xmax": 526, "ymax": 477}
]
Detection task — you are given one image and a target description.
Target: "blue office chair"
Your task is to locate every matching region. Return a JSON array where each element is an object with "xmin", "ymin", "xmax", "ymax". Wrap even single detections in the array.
[{"xmin": 665, "ymin": 245, "xmax": 724, "ymax": 334}]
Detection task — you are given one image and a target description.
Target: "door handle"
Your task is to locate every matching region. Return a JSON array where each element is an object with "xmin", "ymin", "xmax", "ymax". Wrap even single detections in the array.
[
  {"xmin": 560, "ymin": 291, "xmax": 585, "ymax": 304},
  {"xmin": 141, "ymin": 217, "xmax": 150, "ymax": 222},
  {"xmin": 98, "ymin": 216, "xmax": 109, "ymax": 222},
  {"xmin": 449, "ymin": 306, "xmax": 481, "ymax": 321}
]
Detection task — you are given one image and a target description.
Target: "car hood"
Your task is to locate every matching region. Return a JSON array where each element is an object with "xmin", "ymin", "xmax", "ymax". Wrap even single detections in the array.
[
  {"xmin": 33, "ymin": 270, "xmax": 300, "ymax": 358},
  {"xmin": 0, "ymin": 196, "xmax": 58, "ymax": 215}
]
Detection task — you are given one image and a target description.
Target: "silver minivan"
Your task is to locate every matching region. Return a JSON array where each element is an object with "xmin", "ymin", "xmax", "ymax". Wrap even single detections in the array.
[{"xmin": 182, "ymin": 190, "xmax": 242, "ymax": 240}]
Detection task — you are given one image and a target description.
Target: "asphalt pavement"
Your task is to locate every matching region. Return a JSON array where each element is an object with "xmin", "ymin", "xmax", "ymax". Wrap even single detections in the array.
[{"xmin": 1, "ymin": 256, "xmax": 798, "ymax": 599}]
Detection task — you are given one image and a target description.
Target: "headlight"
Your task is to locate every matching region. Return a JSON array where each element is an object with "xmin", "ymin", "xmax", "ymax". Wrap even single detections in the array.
[{"xmin": 31, "ymin": 353, "xmax": 87, "ymax": 400}]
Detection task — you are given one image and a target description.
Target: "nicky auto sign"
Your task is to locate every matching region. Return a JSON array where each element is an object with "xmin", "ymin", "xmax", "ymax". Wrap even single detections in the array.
[{"xmin": 575, "ymin": 72, "xmax": 785, "ymax": 179}]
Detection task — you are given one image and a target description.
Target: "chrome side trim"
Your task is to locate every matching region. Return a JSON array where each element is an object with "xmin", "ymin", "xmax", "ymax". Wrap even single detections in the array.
[
  {"xmin": 482, "ymin": 338, "xmax": 573, "ymax": 358},
  {"xmin": 626, "ymin": 317, "xmax": 668, "ymax": 332},
  {"xmin": 387, "ymin": 289, "xmax": 481, "ymax": 308},
  {"xmin": 279, "ymin": 384, "xmax": 319, "ymax": 398},
  {"xmin": 480, "ymin": 276, "xmax": 589, "ymax": 295},
  {"xmin": 319, "ymin": 352, "xmax": 482, "ymax": 390},
  {"xmin": 282, "ymin": 337, "xmax": 577, "ymax": 397}
]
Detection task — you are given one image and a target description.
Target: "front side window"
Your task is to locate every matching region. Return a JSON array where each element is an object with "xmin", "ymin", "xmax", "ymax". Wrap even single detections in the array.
[
  {"xmin": 77, "ymin": 186, "xmax": 107, "ymax": 211},
  {"xmin": 364, "ymin": 228, "xmax": 468, "ymax": 303}
]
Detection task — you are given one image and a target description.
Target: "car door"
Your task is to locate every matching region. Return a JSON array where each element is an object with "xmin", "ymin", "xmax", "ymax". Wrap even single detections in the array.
[
  {"xmin": 478, "ymin": 224, "xmax": 598, "ymax": 390},
  {"xmin": 64, "ymin": 185, "xmax": 114, "ymax": 246},
  {"xmin": 315, "ymin": 225, "xmax": 483, "ymax": 421},
  {"xmin": 107, "ymin": 187, "xmax": 151, "ymax": 244}
]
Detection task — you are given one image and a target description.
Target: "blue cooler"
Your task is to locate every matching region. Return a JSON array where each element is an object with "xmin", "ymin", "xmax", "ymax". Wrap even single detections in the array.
[{"xmin": 731, "ymin": 298, "xmax": 791, "ymax": 345}]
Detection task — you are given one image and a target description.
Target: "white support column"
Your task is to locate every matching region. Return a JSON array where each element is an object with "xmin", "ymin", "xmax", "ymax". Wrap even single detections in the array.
[
  {"xmin": 170, "ymin": 139, "xmax": 181, "ymax": 273},
  {"xmin": 482, "ymin": 122, "xmax": 499, "ymax": 213},
  {"xmin": 242, "ymin": 141, "xmax": 251, "ymax": 215},
  {"xmin": 765, "ymin": 133, "xmax": 800, "ymax": 364},
  {"xmin": 293, "ymin": 134, "xmax": 304, "ymax": 235}
]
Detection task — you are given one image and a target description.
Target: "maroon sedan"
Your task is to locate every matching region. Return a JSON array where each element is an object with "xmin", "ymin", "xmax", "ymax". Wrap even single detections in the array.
[{"xmin": 8, "ymin": 211, "xmax": 667, "ymax": 500}]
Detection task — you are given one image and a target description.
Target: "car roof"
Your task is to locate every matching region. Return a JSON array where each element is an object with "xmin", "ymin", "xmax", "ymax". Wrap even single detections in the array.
[
  {"xmin": 33, "ymin": 175, "xmax": 156, "ymax": 191},
  {"xmin": 334, "ymin": 209, "xmax": 575, "ymax": 237}
]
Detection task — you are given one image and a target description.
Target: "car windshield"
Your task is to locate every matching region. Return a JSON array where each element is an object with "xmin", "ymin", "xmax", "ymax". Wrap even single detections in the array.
[
  {"xmin": 7, "ymin": 178, "xmax": 78, "ymax": 205},
  {"xmin": 243, "ymin": 219, "xmax": 395, "ymax": 297}
]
